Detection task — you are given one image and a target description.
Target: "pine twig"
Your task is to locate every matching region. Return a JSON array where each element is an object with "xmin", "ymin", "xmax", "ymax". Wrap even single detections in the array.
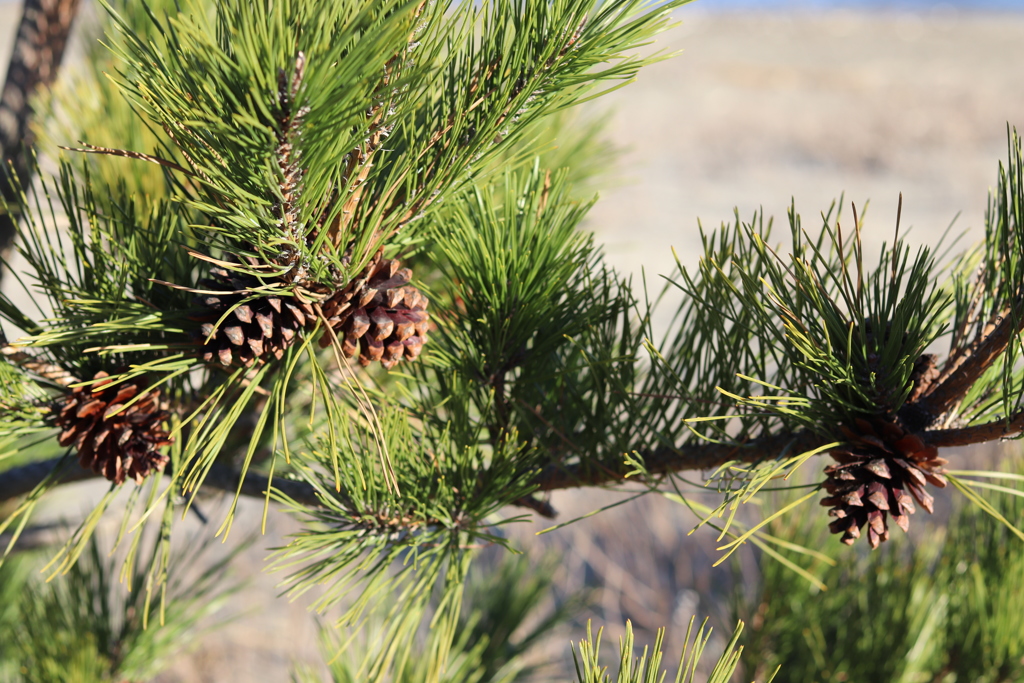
[
  {"xmin": 0, "ymin": 458, "xmax": 323, "ymax": 508},
  {"xmin": 0, "ymin": 455, "xmax": 94, "ymax": 502},
  {"xmin": 200, "ymin": 463, "xmax": 327, "ymax": 508},
  {"xmin": 915, "ymin": 304, "xmax": 1022, "ymax": 422},
  {"xmin": 0, "ymin": 431, "xmax": 825, "ymax": 508},
  {"xmin": 511, "ymin": 495, "xmax": 557, "ymax": 518},
  {"xmin": 531, "ymin": 431, "xmax": 825, "ymax": 492},
  {"xmin": 921, "ymin": 411, "xmax": 1024, "ymax": 449},
  {"xmin": 6, "ymin": 417, "xmax": 1018, "ymax": 521}
]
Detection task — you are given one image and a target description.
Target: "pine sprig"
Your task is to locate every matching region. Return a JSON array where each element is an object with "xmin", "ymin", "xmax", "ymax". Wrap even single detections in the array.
[
  {"xmin": 104, "ymin": 0, "xmax": 689, "ymax": 284},
  {"xmin": 294, "ymin": 553, "xmax": 581, "ymax": 683},
  {"xmin": 11, "ymin": 530, "xmax": 244, "ymax": 683},
  {"xmin": 571, "ymin": 617, "xmax": 773, "ymax": 683},
  {"xmin": 2, "ymin": 160, "xmax": 199, "ymax": 379},
  {"xmin": 261, "ymin": 390, "xmax": 558, "ymax": 679},
  {"xmin": 679, "ymin": 199, "xmax": 950, "ymax": 434},
  {"xmin": 931, "ymin": 126, "xmax": 1024, "ymax": 427},
  {"xmin": 104, "ymin": 0, "xmax": 422, "ymax": 277},
  {"xmin": 268, "ymin": 402, "xmax": 541, "ymax": 612}
]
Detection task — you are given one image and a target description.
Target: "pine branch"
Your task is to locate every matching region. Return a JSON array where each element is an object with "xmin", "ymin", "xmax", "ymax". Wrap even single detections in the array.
[
  {"xmin": 532, "ymin": 430, "xmax": 826, "ymax": 492},
  {"xmin": 0, "ymin": 0, "xmax": 82, "ymax": 268},
  {"xmin": 920, "ymin": 411, "xmax": 1024, "ymax": 449},
  {"xmin": 0, "ymin": 430, "xmax": 826, "ymax": 508},
  {"xmin": 2, "ymin": 417, "xmax": 1018, "ymax": 526},
  {"xmin": 200, "ymin": 463, "xmax": 325, "ymax": 508},
  {"xmin": 914, "ymin": 304, "xmax": 1022, "ymax": 423},
  {"xmin": 0, "ymin": 457, "xmax": 323, "ymax": 507},
  {"xmin": 0, "ymin": 456, "xmax": 94, "ymax": 502}
]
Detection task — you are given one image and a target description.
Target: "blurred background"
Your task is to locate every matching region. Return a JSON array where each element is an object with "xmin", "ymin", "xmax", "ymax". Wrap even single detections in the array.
[{"xmin": 2, "ymin": 0, "xmax": 1024, "ymax": 680}]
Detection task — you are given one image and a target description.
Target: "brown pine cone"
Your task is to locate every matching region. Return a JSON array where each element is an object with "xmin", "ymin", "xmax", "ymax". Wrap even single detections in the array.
[
  {"xmin": 822, "ymin": 417, "xmax": 947, "ymax": 548},
  {"xmin": 194, "ymin": 267, "xmax": 316, "ymax": 367},
  {"xmin": 319, "ymin": 251, "xmax": 430, "ymax": 369},
  {"xmin": 54, "ymin": 371, "xmax": 171, "ymax": 484}
]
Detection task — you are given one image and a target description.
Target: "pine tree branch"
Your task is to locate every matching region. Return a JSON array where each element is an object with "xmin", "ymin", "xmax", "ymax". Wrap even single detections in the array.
[
  {"xmin": 0, "ymin": 0, "xmax": 82, "ymax": 270},
  {"xmin": 916, "ymin": 305, "xmax": 1021, "ymax": 422},
  {"xmin": 921, "ymin": 411, "xmax": 1024, "ymax": 449},
  {"xmin": 5, "ymin": 421, "xmax": 1009, "ymax": 516},
  {"xmin": 0, "ymin": 455, "xmax": 94, "ymax": 501},
  {"xmin": 4, "ymin": 415, "xmax": 1016, "ymax": 523},
  {"xmin": 200, "ymin": 463, "xmax": 325, "ymax": 507},
  {"xmin": 1, "ymin": 431, "xmax": 826, "ymax": 508},
  {"xmin": 0, "ymin": 457, "xmax": 323, "ymax": 507},
  {"xmin": 531, "ymin": 430, "xmax": 826, "ymax": 492},
  {"xmin": 17, "ymin": 419, "xmax": 1015, "ymax": 517}
]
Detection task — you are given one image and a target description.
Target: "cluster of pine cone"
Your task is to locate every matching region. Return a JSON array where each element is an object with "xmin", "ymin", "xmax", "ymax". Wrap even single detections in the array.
[
  {"xmin": 193, "ymin": 250, "xmax": 429, "ymax": 370},
  {"xmin": 52, "ymin": 250, "xmax": 431, "ymax": 485},
  {"xmin": 53, "ymin": 371, "xmax": 171, "ymax": 485}
]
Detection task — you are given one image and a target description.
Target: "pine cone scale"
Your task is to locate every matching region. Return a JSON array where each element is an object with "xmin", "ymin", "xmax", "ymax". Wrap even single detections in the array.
[
  {"xmin": 235, "ymin": 304, "xmax": 254, "ymax": 323},
  {"xmin": 256, "ymin": 312, "xmax": 274, "ymax": 338},
  {"xmin": 348, "ymin": 308, "xmax": 370, "ymax": 337}
]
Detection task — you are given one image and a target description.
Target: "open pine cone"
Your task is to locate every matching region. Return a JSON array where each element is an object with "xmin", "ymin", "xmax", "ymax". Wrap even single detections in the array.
[
  {"xmin": 194, "ymin": 267, "xmax": 316, "ymax": 367},
  {"xmin": 822, "ymin": 417, "xmax": 947, "ymax": 548},
  {"xmin": 319, "ymin": 250, "xmax": 430, "ymax": 369},
  {"xmin": 191, "ymin": 251, "xmax": 429, "ymax": 370},
  {"xmin": 54, "ymin": 371, "xmax": 171, "ymax": 484}
]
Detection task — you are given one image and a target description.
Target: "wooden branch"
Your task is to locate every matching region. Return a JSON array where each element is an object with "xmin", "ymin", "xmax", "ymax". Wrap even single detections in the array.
[
  {"xmin": 200, "ymin": 463, "xmax": 323, "ymax": 508},
  {"xmin": 0, "ymin": 457, "xmax": 323, "ymax": 508},
  {"xmin": 922, "ymin": 411, "xmax": 1024, "ymax": 449},
  {"xmin": 1, "ymin": 0, "xmax": 82, "ymax": 269},
  {"xmin": 917, "ymin": 306, "xmax": 1022, "ymax": 422},
  {"xmin": 0, "ymin": 455, "xmax": 94, "ymax": 501},
  {"xmin": 532, "ymin": 430, "xmax": 826, "ymax": 492},
  {"xmin": 7, "ymin": 419, "xmax": 1016, "ymax": 521},
  {"xmin": 0, "ymin": 430, "xmax": 825, "ymax": 509}
]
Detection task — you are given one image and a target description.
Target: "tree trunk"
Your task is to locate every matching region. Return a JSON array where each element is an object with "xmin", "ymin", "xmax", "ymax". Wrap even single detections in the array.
[{"xmin": 0, "ymin": 0, "xmax": 82, "ymax": 275}]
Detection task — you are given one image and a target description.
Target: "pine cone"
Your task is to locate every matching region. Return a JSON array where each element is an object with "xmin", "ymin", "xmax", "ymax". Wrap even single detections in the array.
[
  {"xmin": 194, "ymin": 267, "xmax": 316, "ymax": 367},
  {"xmin": 54, "ymin": 371, "xmax": 171, "ymax": 484},
  {"xmin": 319, "ymin": 251, "xmax": 430, "ymax": 369},
  {"xmin": 822, "ymin": 417, "xmax": 947, "ymax": 548}
]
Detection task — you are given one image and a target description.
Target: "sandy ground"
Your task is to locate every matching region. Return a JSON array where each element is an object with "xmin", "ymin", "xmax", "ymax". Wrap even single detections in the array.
[
  {"xmin": 3, "ymin": 4, "xmax": 1024, "ymax": 681},
  {"xmin": 590, "ymin": 8, "xmax": 1024, "ymax": 284}
]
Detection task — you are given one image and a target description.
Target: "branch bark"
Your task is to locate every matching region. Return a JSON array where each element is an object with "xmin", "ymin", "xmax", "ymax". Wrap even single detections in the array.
[
  {"xmin": 921, "ymin": 411, "xmax": 1024, "ymax": 449},
  {"xmin": 916, "ymin": 306, "xmax": 1023, "ymax": 422},
  {"xmin": 1, "ymin": 0, "xmax": 82, "ymax": 269},
  {"xmin": 532, "ymin": 431, "xmax": 827, "ymax": 491},
  {"xmin": 1, "ymin": 416, "xmax": 1018, "ymax": 514},
  {"xmin": 0, "ymin": 455, "xmax": 94, "ymax": 501},
  {"xmin": 0, "ymin": 457, "xmax": 323, "ymax": 508},
  {"xmin": 0, "ymin": 430, "xmax": 826, "ymax": 508}
]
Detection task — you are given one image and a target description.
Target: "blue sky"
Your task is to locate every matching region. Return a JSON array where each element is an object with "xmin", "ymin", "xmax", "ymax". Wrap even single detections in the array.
[
  {"xmin": 1, "ymin": 0, "xmax": 1022, "ymax": 10},
  {"xmin": 697, "ymin": 0, "xmax": 1024, "ymax": 8}
]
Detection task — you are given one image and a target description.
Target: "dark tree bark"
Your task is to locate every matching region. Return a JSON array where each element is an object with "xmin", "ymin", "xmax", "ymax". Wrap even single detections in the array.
[{"xmin": 0, "ymin": 0, "xmax": 82, "ymax": 273}]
